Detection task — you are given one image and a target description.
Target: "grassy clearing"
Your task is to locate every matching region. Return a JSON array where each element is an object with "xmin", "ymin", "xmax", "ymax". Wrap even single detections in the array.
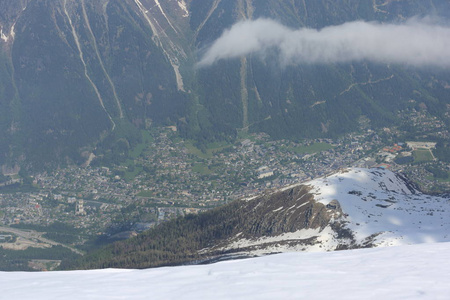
[
  {"xmin": 122, "ymin": 131, "xmax": 155, "ymax": 182},
  {"xmin": 185, "ymin": 142, "xmax": 210, "ymax": 159},
  {"xmin": 237, "ymin": 131, "xmax": 258, "ymax": 141},
  {"xmin": 130, "ymin": 131, "xmax": 154, "ymax": 159},
  {"xmin": 137, "ymin": 190, "xmax": 155, "ymax": 197},
  {"xmin": 185, "ymin": 141, "xmax": 232, "ymax": 159},
  {"xmin": 192, "ymin": 163, "xmax": 212, "ymax": 175},
  {"xmin": 413, "ymin": 150, "xmax": 434, "ymax": 162},
  {"xmin": 0, "ymin": 183, "xmax": 37, "ymax": 194},
  {"xmin": 437, "ymin": 175, "xmax": 450, "ymax": 183},
  {"xmin": 130, "ymin": 143, "xmax": 146, "ymax": 159},
  {"xmin": 289, "ymin": 142, "xmax": 334, "ymax": 155},
  {"xmin": 426, "ymin": 175, "xmax": 450, "ymax": 183},
  {"xmin": 123, "ymin": 166, "xmax": 142, "ymax": 182}
]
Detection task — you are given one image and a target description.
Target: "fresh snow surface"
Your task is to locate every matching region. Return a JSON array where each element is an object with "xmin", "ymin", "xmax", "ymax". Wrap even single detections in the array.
[
  {"xmin": 0, "ymin": 26, "xmax": 9, "ymax": 42},
  {"xmin": 308, "ymin": 168, "xmax": 450, "ymax": 247},
  {"xmin": 177, "ymin": 0, "xmax": 189, "ymax": 17},
  {"xmin": 2, "ymin": 242, "xmax": 450, "ymax": 299}
]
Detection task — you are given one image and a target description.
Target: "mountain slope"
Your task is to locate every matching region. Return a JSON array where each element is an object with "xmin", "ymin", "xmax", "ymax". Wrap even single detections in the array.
[
  {"xmin": 1, "ymin": 0, "xmax": 450, "ymax": 169},
  {"xmin": 64, "ymin": 168, "xmax": 450, "ymax": 269},
  {"xmin": 192, "ymin": 0, "xmax": 450, "ymax": 141},
  {"xmin": 4, "ymin": 242, "xmax": 450, "ymax": 300},
  {"xmin": 0, "ymin": 0, "xmax": 189, "ymax": 169}
]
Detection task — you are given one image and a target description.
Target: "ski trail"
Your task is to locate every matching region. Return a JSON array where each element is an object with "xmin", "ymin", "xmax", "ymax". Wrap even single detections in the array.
[
  {"xmin": 373, "ymin": 0, "xmax": 389, "ymax": 14},
  {"xmin": 172, "ymin": 64, "xmax": 184, "ymax": 92},
  {"xmin": 237, "ymin": 0, "xmax": 253, "ymax": 20},
  {"xmin": 301, "ymin": 0, "xmax": 308, "ymax": 17},
  {"xmin": 194, "ymin": 0, "xmax": 221, "ymax": 40},
  {"xmin": 153, "ymin": 0, "xmax": 178, "ymax": 35},
  {"xmin": 81, "ymin": 0, "xmax": 124, "ymax": 119},
  {"xmin": 340, "ymin": 74, "xmax": 395, "ymax": 96},
  {"xmin": 245, "ymin": 0, "xmax": 254, "ymax": 19},
  {"xmin": 237, "ymin": 0, "xmax": 246, "ymax": 20},
  {"xmin": 248, "ymin": 60, "xmax": 262, "ymax": 106},
  {"xmin": 101, "ymin": 1, "xmax": 110, "ymax": 39},
  {"xmin": 134, "ymin": 0, "xmax": 160, "ymax": 42},
  {"xmin": 134, "ymin": 0, "xmax": 185, "ymax": 91},
  {"xmin": 240, "ymin": 57, "xmax": 249, "ymax": 131},
  {"xmin": 63, "ymin": 0, "xmax": 116, "ymax": 130},
  {"xmin": 236, "ymin": 2, "xmax": 252, "ymax": 130}
]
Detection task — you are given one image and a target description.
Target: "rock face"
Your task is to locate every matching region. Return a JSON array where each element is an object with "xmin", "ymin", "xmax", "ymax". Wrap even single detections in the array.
[
  {"xmin": 203, "ymin": 185, "xmax": 348, "ymax": 257},
  {"xmin": 209, "ymin": 168, "xmax": 450, "ymax": 259}
]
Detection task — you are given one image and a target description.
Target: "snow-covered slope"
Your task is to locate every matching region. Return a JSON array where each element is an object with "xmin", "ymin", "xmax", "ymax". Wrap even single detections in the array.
[
  {"xmin": 2, "ymin": 242, "xmax": 450, "ymax": 299},
  {"xmin": 309, "ymin": 168, "xmax": 450, "ymax": 246},
  {"xmin": 221, "ymin": 168, "xmax": 450, "ymax": 255}
]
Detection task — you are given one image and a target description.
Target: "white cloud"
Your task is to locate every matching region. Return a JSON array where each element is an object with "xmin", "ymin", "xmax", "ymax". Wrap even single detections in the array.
[{"xmin": 198, "ymin": 18, "xmax": 450, "ymax": 67}]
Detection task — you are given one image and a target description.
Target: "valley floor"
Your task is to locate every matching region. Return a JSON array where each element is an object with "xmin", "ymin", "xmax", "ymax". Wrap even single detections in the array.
[{"xmin": 1, "ymin": 242, "xmax": 449, "ymax": 299}]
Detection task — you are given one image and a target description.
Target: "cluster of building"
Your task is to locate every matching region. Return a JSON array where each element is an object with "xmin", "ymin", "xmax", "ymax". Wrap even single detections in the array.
[{"xmin": 1, "ymin": 106, "xmax": 449, "ymax": 246}]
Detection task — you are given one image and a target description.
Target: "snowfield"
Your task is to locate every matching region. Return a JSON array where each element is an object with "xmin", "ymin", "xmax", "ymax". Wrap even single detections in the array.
[
  {"xmin": 1, "ymin": 242, "xmax": 450, "ymax": 299},
  {"xmin": 309, "ymin": 168, "xmax": 450, "ymax": 247}
]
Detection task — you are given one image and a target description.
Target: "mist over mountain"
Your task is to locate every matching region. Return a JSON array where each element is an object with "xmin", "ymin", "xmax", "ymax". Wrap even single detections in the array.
[
  {"xmin": 0, "ymin": 0, "xmax": 450, "ymax": 171},
  {"xmin": 198, "ymin": 18, "xmax": 450, "ymax": 67}
]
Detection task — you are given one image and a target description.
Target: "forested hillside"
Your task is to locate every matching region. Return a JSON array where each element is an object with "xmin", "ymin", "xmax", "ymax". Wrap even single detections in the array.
[
  {"xmin": 61, "ymin": 185, "xmax": 327, "ymax": 269},
  {"xmin": 0, "ymin": 0, "xmax": 449, "ymax": 170}
]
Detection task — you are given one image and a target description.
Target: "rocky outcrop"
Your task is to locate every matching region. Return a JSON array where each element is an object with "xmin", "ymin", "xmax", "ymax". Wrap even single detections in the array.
[{"xmin": 200, "ymin": 185, "xmax": 353, "ymax": 257}]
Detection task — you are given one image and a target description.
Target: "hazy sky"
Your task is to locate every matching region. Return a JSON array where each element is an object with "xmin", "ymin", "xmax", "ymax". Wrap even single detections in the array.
[{"xmin": 198, "ymin": 18, "xmax": 450, "ymax": 67}]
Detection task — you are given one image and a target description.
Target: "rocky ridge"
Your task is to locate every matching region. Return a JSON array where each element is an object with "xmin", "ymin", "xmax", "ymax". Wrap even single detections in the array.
[
  {"xmin": 66, "ymin": 167, "xmax": 450, "ymax": 269},
  {"xmin": 205, "ymin": 168, "xmax": 450, "ymax": 259}
]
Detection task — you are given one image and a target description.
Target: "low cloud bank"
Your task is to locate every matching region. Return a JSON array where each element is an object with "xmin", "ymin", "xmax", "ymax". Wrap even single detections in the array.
[{"xmin": 198, "ymin": 18, "xmax": 450, "ymax": 67}]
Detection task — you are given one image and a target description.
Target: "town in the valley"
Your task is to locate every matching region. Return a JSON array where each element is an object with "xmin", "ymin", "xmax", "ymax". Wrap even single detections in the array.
[{"xmin": 0, "ymin": 107, "xmax": 449, "ymax": 264}]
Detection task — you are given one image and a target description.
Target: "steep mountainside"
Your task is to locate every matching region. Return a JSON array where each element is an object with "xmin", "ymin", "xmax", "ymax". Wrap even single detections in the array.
[
  {"xmin": 0, "ymin": 0, "xmax": 189, "ymax": 169},
  {"xmin": 1, "ymin": 0, "xmax": 450, "ymax": 170},
  {"xmin": 191, "ymin": 0, "xmax": 450, "ymax": 141},
  {"xmin": 63, "ymin": 168, "xmax": 450, "ymax": 269}
]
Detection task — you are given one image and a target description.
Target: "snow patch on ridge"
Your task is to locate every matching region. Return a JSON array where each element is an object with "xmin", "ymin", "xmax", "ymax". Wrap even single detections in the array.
[
  {"xmin": 223, "ymin": 226, "xmax": 342, "ymax": 257},
  {"xmin": 10, "ymin": 23, "xmax": 16, "ymax": 40},
  {"xmin": 228, "ymin": 168, "xmax": 450, "ymax": 257},
  {"xmin": 177, "ymin": 0, "xmax": 189, "ymax": 17},
  {"xmin": 308, "ymin": 168, "xmax": 450, "ymax": 247},
  {"xmin": 0, "ymin": 26, "xmax": 8, "ymax": 42},
  {"xmin": 223, "ymin": 226, "xmax": 337, "ymax": 255}
]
